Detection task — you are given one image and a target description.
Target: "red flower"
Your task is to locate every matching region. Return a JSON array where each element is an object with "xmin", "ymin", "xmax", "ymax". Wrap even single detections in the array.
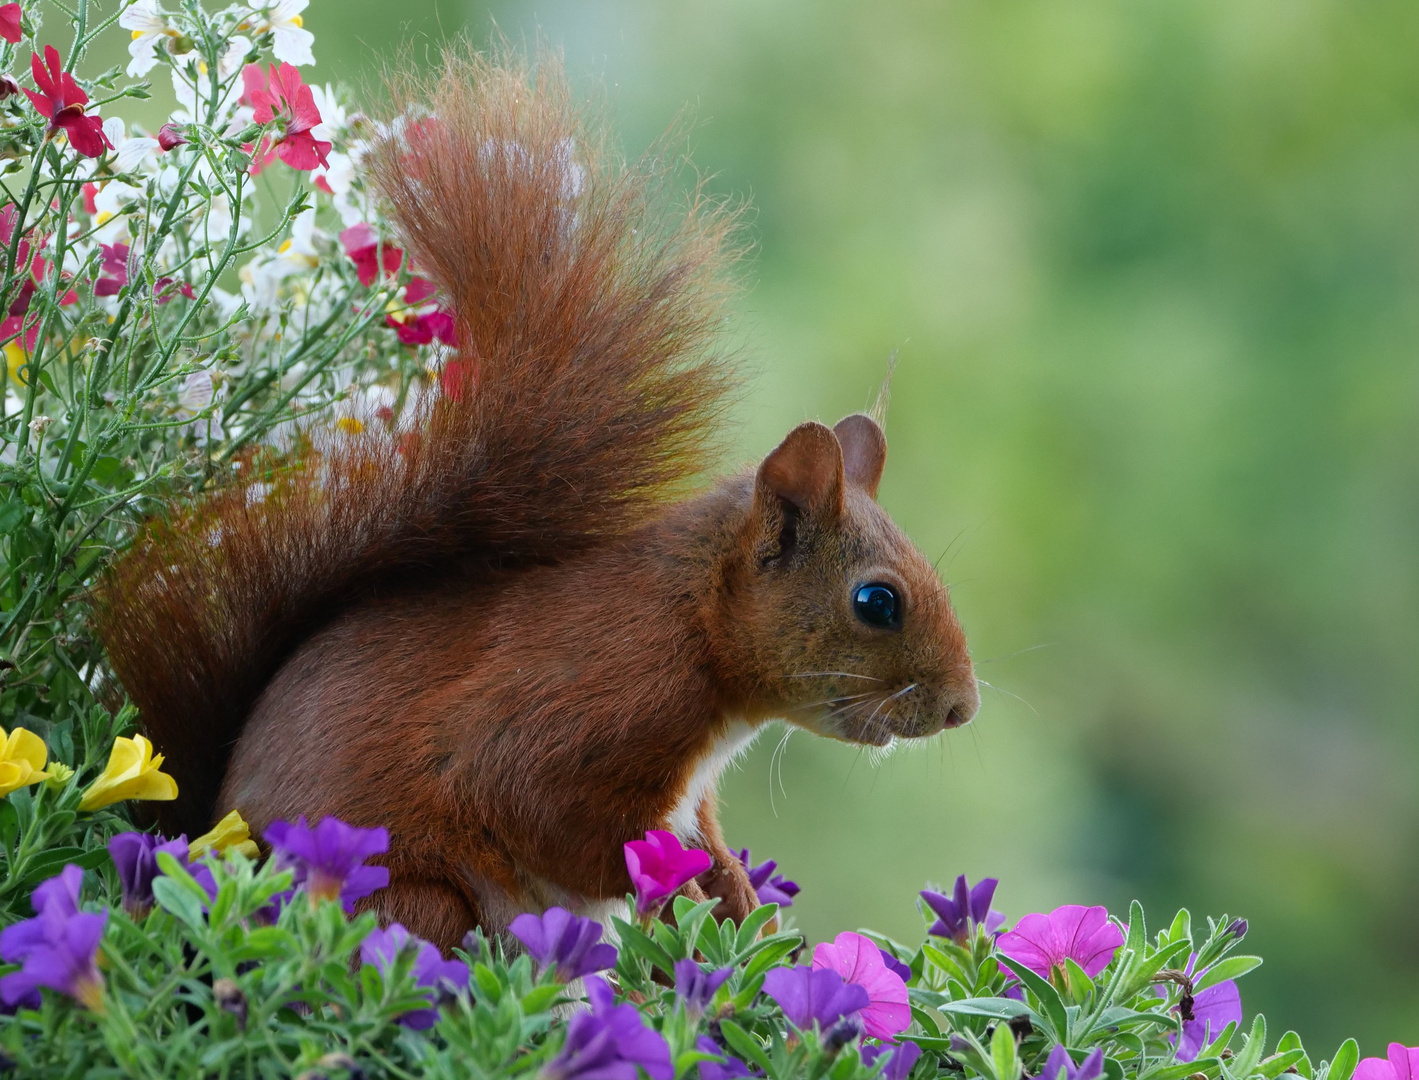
[
  {"xmin": 152, "ymin": 278, "xmax": 195, "ymax": 304},
  {"xmin": 157, "ymin": 123, "xmax": 187, "ymax": 151},
  {"xmin": 0, "ymin": 4, "xmax": 21, "ymax": 45},
  {"xmin": 240, "ymin": 63, "xmax": 330, "ymax": 173},
  {"xmin": 94, "ymin": 243, "xmax": 129, "ymax": 297},
  {"xmin": 23, "ymin": 46, "xmax": 112, "ymax": 159},
  {"xmin": 0, "ymin": 206, "xmax": 77, "ymax": 351},
  {"xmin": 385, "ymin": 278, "xmax": 456, "ymax": 348},
  {"xmin": 338, "ymin": 223, "xmax": 402, "ymax": 287}
]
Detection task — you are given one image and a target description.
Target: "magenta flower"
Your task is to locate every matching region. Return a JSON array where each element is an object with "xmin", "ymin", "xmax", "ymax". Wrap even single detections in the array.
[
  {"xmin": 921, "ymin": 875, "xmax": 1003, "ymax": 942},
  {"xmin": 23, "ymin": 46, "xmax": 112, "ymax": 159},
  {"xmin": 675, "ymin": 958, "xmax": 732, "ymax": 1015},
  {"xmin": 361, "ymin": 922, "xmax": 470, "ymax": 1029},
  {"xmin": 811, "ymin": 931, "xmax": 910, "ymax": 1041},
  {"xmin": 544, "ymin": 975, "xmax": 673, "ymax": 1080},
  {"xmin": 1041, "ymin": 1047, "xmax": 1105, "ymax": 1080},
  {"xmin": 734, "ymin": 848, "xmax": 800, "ymax": 907},
  {"xmin": 0, "ymin": 4, "xmax": 20, "ymax": 44},
  {"xmin": 863, "ymin": 1042, "xmax": 923, "ymax": 1080},
  {"xmin": 509, "ymin": 907, "xmax": 617, "ymax": 982},
  {"xmin": 762, "ymin": 965, "xmax": 870, "ymax": 1034},
  {"xmin": 240, "ymin": 62, "xmax": 330, "ymax": 173},
  {"xmin": 94, "ymin": 242, "xmax": 129, "ymax": 297},
  {"xmin": 264, "ymin": 816, "xmax": 389, "ymax": 912},
  {"xmin": 339, "ymin": 223, "xmax": 403, "ymax": 287},
  {"xmin": 997, "ymin": 904, "xmax": 1124, "ymax": 981},
  {"xmin": 1357, "ymin": 1045, "xmax": 1419, "ymax": 1080},
  {"xmin": 107, "ymin": 831, "xmax": 216, "ymax": 920},
  {"xmin": 0, "ymin": 865, "xmax": 107, "ymax": 1012},
  {"xmin": 623, "ymin": 830, "xmax": 712, "ymax": 916},
  {"xmin": 696, "ymin": 1036, "xmax": 753, "ymax": 1080},
  {"xmin": 386, "ymin": 278, "xmax": 457, "ymax": 348}
]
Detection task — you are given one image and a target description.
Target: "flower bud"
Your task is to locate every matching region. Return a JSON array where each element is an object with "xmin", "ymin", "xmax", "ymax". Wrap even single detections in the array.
[
  {"xmin": 43, "ymin": 762, "xmax": 74, "ymax": 791},
  {"xmin": 157, "ymin": 123, "xmax": 188, "ymax": 151},
  {"xmin": 0, "ymin": 75, "xmax": 19, "ymax": 100},
  {"xmin": 822, "ymin": 1016, "xmax": 861, "ymax": 1053},
  {"xmin": 1224, "ymin": 918, "xmax": 1248, "ymax": 942}
]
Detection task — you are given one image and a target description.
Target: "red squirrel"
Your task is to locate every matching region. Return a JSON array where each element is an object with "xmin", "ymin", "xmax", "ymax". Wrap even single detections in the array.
[{"xmin": 95, "ymin": 51, "xmax": 979, "ymax": 950}]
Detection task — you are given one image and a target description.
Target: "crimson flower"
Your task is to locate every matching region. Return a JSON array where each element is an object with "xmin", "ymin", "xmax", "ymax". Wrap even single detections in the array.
[
  {"xmin": 157, "ymin": 123, "xmax": 187, "ymax": 151},
  {"xmin": 0, "ymin": 4, "xmax": 21, "ymax": 44},
  {"xmin": 23, "ymin": 46, "xmax": 112, "ymax": 159},
  {"xmin": 623, "ymin": 830, "xmax": 712, "ymax": 916},
  {"xmin": 0, "ymin": 205, "xmax": 77, "ymax": 354},
  {"xmin": 153, "ymin": 278, "xmax": 196, "ymax": 304},
  {"xmin": 997, "ymin": 904, "xmax": 1124, "ymax": 981},
  {"xmin": 1358, "ymin": 1045, "xmax": 1419, "ymax": 1080},
  {"xmin": 241, "ymin": 62, "xmax": 330, "ymax": 173},
  {"xmin": 387, "ymin": 278, "xmax": 456, "ymax": 347},
  {"xmin": 0, "ymin": 865, "xmax": 107, "ymax": 1012},
  {"xmin": 94, "ymin": 243, "xmax": 128, "ymax": 297},
  {"xmin": 811, "ymin": 931, "xmax": 909, "ymax": 1041},
  {"xmin": 339, "ymin": 223, "xmax": 403, "ymax": 286}
]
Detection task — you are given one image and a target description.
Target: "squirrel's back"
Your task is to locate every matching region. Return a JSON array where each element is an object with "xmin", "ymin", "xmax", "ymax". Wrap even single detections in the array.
[{"xmin": 94, "ymin": 49, "xmax": 742, "ymax": 837}]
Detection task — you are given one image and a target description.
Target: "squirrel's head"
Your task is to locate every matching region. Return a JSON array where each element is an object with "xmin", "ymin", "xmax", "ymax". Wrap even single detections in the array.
[{"xmin": 718, "ymin": 415, "xmax": 979, "ymax": 746}]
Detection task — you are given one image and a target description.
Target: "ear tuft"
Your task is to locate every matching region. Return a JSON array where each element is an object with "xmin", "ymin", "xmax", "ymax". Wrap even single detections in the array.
[
  {"xmin": 756, "ymin": 422, "xmax": 845, "ymax": 516},
  {"xmin": 833, "ymin": 413, "xmax": 887, "ymax": 498}
]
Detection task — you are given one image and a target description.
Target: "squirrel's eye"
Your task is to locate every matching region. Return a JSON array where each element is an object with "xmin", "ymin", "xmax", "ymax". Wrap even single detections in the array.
[{"xmin": 852, "ymin": 583, "xmax": 902, "ymax": 630}]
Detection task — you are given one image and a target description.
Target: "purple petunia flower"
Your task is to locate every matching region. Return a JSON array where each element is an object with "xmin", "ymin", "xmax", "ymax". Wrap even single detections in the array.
[
  {"xmin": 361, "ymin": 922, "xmax": 470, "ymax": 1030},
  {"xmin": 0, "ymin": 865, "xmax": 107, "ymax": 1012},
  {"xmin": 863, "ymin": 1041, "xmax": 923, "ymax": 1080},
  {"xmin": 921, "ymin": 875, "xmax": 1003, "ymax": 943},
  {"xmin": 264, "ymin": 816, "xmax": 390, "ymax": 913},
  {"xmin": 734, "ymin": 848, "xmax": 800, "ymax": 908},
  {"xmin": 878, "ymin": 948, "xmax": 912, "ymax": 984},
  {"xmin": 1176, "ymin": 980, "xmax": 1242, "ymax": 1061},
  {"xmin": 510, "ymin": 907, "xmax": 618, "ymax": 982},
  {"xmin": 623, "ymin": 830, "xmax": 712, "ymax": 916},
  {"xmin": 997, "ymin": 904, "xmax": 1124, "ymax": 981},
  {"xmin": 1356, "ymin": 1044, "xmax": 1419, "ymax": 1080},
  {"xmin": 762, "ymin": 965, "xmax": 870, "ymax": 1034},
  {"xmin": 675, "ymin": 957, "xmax": 733, "ymax": 1014},
  {"xmin": 1041, "ymin": 1046, "xmax": 1105, "ymax": 1080},
  {"xmin": 543, "ymin": 975, "xmax": 673, "ymax": 1080},
  {"xmin": 108, "ymin": 831, "xmax": 217, "ymax": 919},
  {"xmin": 696, "ymin": 1036, "xmax": 753, "ymax": 1080}
]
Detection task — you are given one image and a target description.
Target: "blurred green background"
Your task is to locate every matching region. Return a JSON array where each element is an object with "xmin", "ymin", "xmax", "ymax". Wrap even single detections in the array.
[{"xmin": 237, "ymin": 0, "xmax": 1419, "ymax": 1052}]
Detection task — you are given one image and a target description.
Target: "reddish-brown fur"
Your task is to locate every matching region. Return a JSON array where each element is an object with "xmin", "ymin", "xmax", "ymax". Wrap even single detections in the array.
[{"xmin": 94, "ymin": 51, "xmax": 979, "ymax": 950}]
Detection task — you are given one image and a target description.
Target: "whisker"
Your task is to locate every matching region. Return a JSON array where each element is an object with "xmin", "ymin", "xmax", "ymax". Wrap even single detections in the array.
[
  {"xmin": 977, "ymin": 643, "xmax": 1055, "ymax": 665},
  {"xmin": 784, "ymin": 691, "xmax": 876, "ymax": 715},
  {"xmin": 977, "ymin": 677, "xmax": 1039, "ymax": 716},
  {"xmin": 786, "ymin": 672, "xmax": 885, "ymax": 682}
]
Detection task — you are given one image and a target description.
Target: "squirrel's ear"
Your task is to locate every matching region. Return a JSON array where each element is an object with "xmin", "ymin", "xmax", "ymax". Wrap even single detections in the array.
[
  {"xmin": 833, "ymin": 413, "xmax": 887, "ymax": 499},
  {"xmin": 755, "ymin": 421, "xmax": 845, "ymax": 521}
]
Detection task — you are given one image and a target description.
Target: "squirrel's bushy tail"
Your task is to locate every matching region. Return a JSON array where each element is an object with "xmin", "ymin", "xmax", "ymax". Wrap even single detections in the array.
[{"xmin": 94, "ymin": 49, "xmax": 742, "ymax": 836}]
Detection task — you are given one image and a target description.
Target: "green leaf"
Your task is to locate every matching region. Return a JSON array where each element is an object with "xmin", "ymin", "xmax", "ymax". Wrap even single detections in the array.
[
  {"xmin": 152, "ymin": 875, "xmax": 206, "ymax": 931},
  {"xmin": 1276, "ymin": 1032, "xmax": 1313, "ymax": 1080},
  {"xmin": 997, "ymin": 956, "xmax": 1067, "ymax": 1041},
  {"xmin": 1194, "ymin": 955, "xmax": 1262, "ymax": 992},
  {"xmin": 734, "ymin": 903, "xmax": 779, "ymax": 954},
  {"xmin": 1327, "ymin": 1040, "xmax": 1359, "ymax": 1080},
  {"xmin": 719, "ymin": 1020, "xmax": 773, "ymax": 1075},
  {"xmin": 741, "ymin": 935, "xmax": 801, "ymax": 984},
  {"xmin": 990, "ymin": 1016, "xmax": 1020, "ymax": 1080},
  {"xmin": 1125, "ymin": 900, "xmax": 1147, "ymax": 954},
  {"xmin": 19, "ymin": 846, "xmax": 85, "ymax": 885},
  {"xmin": 0, "ymin": 500, "xmax": 28, "ymax": 533},
  {"xmin": 473, "ymin": 963, "xmax": 503, "ymax": 1003},
  {"xmin": 614, "ymin": 919, "xmax": 677, "ymax": 975},
  {"xmin": 1062, "ymin": 957, "xmax": 1093, "ymax": 1002},
  {"xmin": 1260, "ymin": 1050, "xmax": 1310, "ymax": 1078},
  {"xmin": 937, "ymin": 997, "xmax": 1031, "ymax": 1021},
  {"xmin": 1164, "ymin": 909, "xmax": 1192, "ymax": 949},
  {"xmin": 522, "ymin": 985, "xmax": 562, "ymax": 1014}
]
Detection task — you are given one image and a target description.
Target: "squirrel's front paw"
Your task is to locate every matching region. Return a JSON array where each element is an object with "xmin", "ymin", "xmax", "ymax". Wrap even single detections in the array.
[{"xmin": 699, "ymin": 857, "xmax": 758, "ymax": 926}]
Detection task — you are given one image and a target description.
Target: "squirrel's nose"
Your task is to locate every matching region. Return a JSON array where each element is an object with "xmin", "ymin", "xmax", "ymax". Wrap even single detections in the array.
[{"xmin": 944, "ymin": 680, "xmax": 980, "ymax": 728}]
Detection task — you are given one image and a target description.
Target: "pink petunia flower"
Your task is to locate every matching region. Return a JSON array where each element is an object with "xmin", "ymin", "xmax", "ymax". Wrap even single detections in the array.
[
  {"xmin": 997, "ymin": 904, "xmax": 1124, "ymax": 981},
  {"xmin": 339, "ymin": 223, "xmax": 403, "ymax": 287},
  {"xmin": 623, "ymin": 830, "xmax": 711, "ymax": 916},
  {"xmin": 1357, "ymin": 1045, "xmax": 1419, "ymax": 1080},
  {"xmin": 94, "ymin": 243, "xmax": 129, "ymax": 297},
  {"xmin": 23, "ymin": 45, "xmax": 112, "ymax": 159},
  {"xmin": 240, "ymin": 62, "xmax": 330, "ymax": 173},
  {"xmin": 811, "ymin": 931, "xmax": 910, "ymax": 1041},
  {"xmin": 0, "ymin": 3, "xmax": 21, "ymax": 44}
]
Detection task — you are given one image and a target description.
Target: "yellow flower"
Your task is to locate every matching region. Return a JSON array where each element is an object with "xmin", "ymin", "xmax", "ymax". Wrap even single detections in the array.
[
  {"xmin": 0, "ymin": 726, "xmax": 51, "ymax": 798},
  {"xmin": 191, "ymin": 809, "xmax": 259, "ymax": 859},
  {"xmin": 5, "ymin": 340, "xmax": 28, "ymax": 386},
  {"xmin": 78, "ymin": 735, "xmax": 178, "ymax": 812}
]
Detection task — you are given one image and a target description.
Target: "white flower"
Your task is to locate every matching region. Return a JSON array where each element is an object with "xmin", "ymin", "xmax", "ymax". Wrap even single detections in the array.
[
  {"xmin": 251, "ymin": 0, "xmax": 315, "ymax": 67},
  {"xmin": 311, "ymin": 149, "xmax": 353, "ymax": 195},
  {"xmin": 178, "ymin": 370, "xmax": 214, "ymax": 411},
  {"xmin": 103, "ymin": 118, "xmax": 162, "ymax": 175},
  {"xmin": 275, "ymin": 208, "xmax": 321, "ymax": 272},
  {"xmin": 238, "ymin": 256, "xmax": 285, "ymax": 312},
  {"xmin": 120, "ymin": 0, "xmax": 172, "ymax": 78},
  {"xmin": 170, "ymin": 36, "xmax": 251, "ymax": 127},
  {"xmin": 91, "ymin": 180, "xmax": 143, "ymax": 243}
]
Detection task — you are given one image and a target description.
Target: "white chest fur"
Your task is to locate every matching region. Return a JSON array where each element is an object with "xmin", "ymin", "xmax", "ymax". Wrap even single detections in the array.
[{"xmin": 666, "ymin": 720, "xmax": 760, "ymax": 843}]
